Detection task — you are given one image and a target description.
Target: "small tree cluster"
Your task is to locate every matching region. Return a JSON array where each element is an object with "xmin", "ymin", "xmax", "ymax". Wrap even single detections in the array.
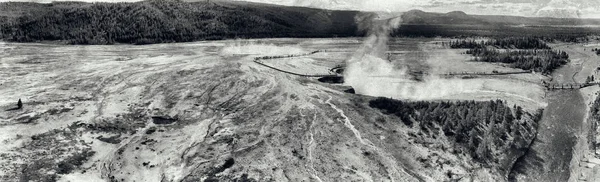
[
  {"xmin": 593, "ymin": 48, "xmax": 600, "ymax": 56},
  {"xmin": 587, "ymin": 75, "xmax": 596, "ymax": 83}
]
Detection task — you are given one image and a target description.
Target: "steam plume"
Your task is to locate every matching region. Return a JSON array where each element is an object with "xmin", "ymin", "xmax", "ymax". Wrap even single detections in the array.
[
  {"xmin": 343, "ymin": 13, "xmax": 490, "ymax": 101},
  {"xmin": 343, "ymin": 13, "xmax": 542, "ymax": 104},
  {"xmin": 220, "ymin": 39, "xmax": 305, "ymax": 56},
  {"xmin": 344, "ymin": 12, "xmax": 410, "ymax": 98},
  {"xmin": 343, "ymin": 15, "xmax": 486, "ymax": 100}
]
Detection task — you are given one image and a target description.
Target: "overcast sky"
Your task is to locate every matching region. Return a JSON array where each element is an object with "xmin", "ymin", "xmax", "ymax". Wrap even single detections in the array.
[{"xmin": 4, "ymin": 0, "xmax": 600, "ymax": 18}]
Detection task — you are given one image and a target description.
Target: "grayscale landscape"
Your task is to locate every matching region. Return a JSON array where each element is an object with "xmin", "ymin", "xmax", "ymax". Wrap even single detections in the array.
[{"xmin": 1, "ymin": 0, "xmax": 600, "ymax": 181}]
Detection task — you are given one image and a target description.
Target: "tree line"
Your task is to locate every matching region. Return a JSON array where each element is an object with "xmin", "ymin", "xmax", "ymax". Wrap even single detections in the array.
[
  {"xmin": 449, "ymin": 37, "xmax": 551, "ymax": 49},
  {"xmin": 1, "ymin": 1, "xmax": 598, "ymax": 45},
  {"xmin": 467, "ymin": 48, "xmax": 569, "ymax": 73},
  {"xmin": 369, "ymin": 97, "xmax": 542, "ymax": 165},
  {"xmin": 448, "ymin": 37, "xmax": 569, "ymax": 73},
  {"xmin": 540, "ymin": 35, "xmax": 592, "ymax": 43},
  {"xmin": 590, "ymin": 91, "xmax": 600, "ymax": 152}
]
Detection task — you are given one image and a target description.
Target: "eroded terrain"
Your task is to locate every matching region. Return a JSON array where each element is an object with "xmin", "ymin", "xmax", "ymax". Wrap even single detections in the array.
[{"xmin": 0, "ymin": 38, "xmax": 570, "ymax": 181}]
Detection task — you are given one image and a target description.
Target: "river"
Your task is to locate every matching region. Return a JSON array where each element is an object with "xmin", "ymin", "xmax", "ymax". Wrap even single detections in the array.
[{"xmin": 508, "ymin": 48, "xmax": 589, "ymax": 181}]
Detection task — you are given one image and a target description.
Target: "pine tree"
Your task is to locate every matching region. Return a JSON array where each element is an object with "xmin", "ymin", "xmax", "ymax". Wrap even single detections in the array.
[{"xmin": 17, "ymin": 98, "xmax": 22, "ymax": 109}]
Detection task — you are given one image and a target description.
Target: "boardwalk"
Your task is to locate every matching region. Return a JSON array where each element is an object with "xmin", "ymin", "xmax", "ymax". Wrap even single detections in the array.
[
  {"xmin": 254, "ymin": 50, "xmax": 322, "ymax": 61},
  {"xmin": 253, "ymin": 60, "xmax": 335, "ymax": 77},
  {"xmin": 252, "ymin": 50, "xmax": 338, "ymax": 77},
  {"xmin": 252, "ymin": 51, "xmax": 597, "ymax": 92},
  {"xmin": 544, "ymin": 83, "xmax": 599, "ymax": 90},
  {"xmin": 441, "ymin": 70, "xmax": 531, "ymax": 76}
]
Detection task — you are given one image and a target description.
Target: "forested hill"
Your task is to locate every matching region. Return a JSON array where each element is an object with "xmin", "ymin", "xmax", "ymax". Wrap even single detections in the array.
[
  {"xmin": 0, "ymin": 0, "xmax": 361, "ymax": 44},
  {"xmin": 1, "ymin": 0, "xmax": 600, "ymax": 44}
]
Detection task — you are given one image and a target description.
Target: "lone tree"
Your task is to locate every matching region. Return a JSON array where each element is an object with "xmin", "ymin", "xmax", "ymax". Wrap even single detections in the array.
[{"xmin": 17, "ymin": 99, "xmax": 22, "ymax": 109}]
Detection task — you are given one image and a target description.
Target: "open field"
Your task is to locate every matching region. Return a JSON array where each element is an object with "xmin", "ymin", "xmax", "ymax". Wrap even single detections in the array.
[{"xmin": 0, "ymin": 38, "xmax": 579, "ymax": 181}]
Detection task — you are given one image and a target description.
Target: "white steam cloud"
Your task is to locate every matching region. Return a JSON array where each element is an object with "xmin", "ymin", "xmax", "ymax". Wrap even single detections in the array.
[
  {"xmin": 343, "ymin": 12, "xmax": 541, "ymax": 103},
  {"xmin": 344, "ymin": 12, "xmax": 408, "ymax": 97},
  {"xmin": 220, "ymin": 40, "xmax": 305, "ymax": 56}
]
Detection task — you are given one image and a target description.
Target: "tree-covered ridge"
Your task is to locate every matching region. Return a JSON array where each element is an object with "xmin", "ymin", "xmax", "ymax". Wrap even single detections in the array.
[
  {"xmin": 369, "ymin": 98, "xmax": 542, "ymax": 165},
  {"xmin": 0, "ymin": 0, "xmax": 360, "ymax": 44},
  {"xmin": 1, "ymin": 1, "xmax": 599, "ymax": 45}
]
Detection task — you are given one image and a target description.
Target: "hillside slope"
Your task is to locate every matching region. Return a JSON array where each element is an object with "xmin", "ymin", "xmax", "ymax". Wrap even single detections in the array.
[
  {"xmin": 0, "ymin": 0, "xmax": 360, "ymax": 44},
  {"xmin": 1, "ymin": 1, "xmax": 600, "ymax": 44}
]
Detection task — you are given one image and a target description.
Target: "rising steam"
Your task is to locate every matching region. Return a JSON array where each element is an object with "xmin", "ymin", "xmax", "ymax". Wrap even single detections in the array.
[
  {"xmin": 343, "ymin": 13, "xmax": 545, "ymax": 106},
  {"xmin": 343, "ymin": 12, "xmax": 487, "ymax": 100},
  {"xmin": 220, "ymin": 39, "xmax": 306, "ymax": 56},
  {"xmin": 343, "ymin": 12, "xmax": 409, "ymax": 96},
  {"xmin": 344, "ymin": 12, "xmax": 425, "ymax": 99}
]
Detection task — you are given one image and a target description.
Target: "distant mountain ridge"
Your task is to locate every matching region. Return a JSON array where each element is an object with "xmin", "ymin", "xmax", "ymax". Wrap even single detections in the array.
[{"xmin": 401, "ymin": 9, "xmax": 600, "ymax": 26}]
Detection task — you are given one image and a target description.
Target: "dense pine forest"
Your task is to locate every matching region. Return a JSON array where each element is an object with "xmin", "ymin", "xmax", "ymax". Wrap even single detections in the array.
[
  {"xmin": 449, "ymin": 38, "xmax": 569, "ymax": 73},
  {"xmin": 449, "ymin": 38, "xmax": 551, "ymax": 49},
  {"xmin": 369, "ymin": 97, "xmax": 542, "ymax": 165},
  {"xmin": 0, "ymin": 1, "xmax": 360, "ymax": 44},
  {"xmin": 0, "ymin": 1, "xmax": 599, "ymax": 44},
  {"xmin": 468, "ymin": 48, "xmax": 568, "ymax": 73}
]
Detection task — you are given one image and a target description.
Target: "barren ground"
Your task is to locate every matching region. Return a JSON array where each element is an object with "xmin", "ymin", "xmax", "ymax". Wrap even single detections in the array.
[{"xmin": 0, "ymin": 38, "xmax": 563, "ymax": 181}]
